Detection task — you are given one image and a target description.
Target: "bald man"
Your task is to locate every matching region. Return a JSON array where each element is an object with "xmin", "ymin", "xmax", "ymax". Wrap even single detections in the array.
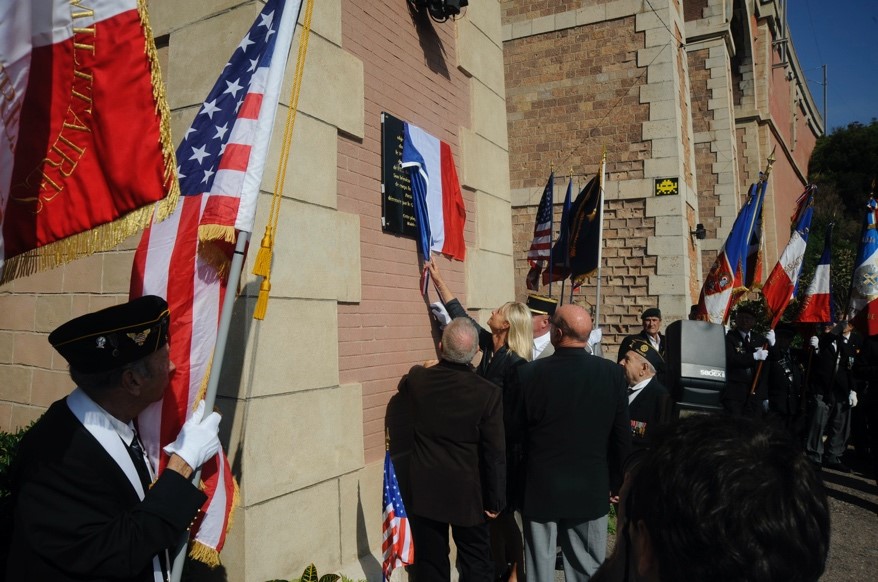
[{"xmin": 511, "ymin": 304, "xmax": 630, "ymax": 581}]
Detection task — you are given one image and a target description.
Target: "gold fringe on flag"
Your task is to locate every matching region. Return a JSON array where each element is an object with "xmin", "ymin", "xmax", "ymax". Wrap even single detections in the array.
[
  {"xmin": 0, "ymin": 0, "xmax": 179, "ymax": 287},
  {"xmin": 187, "ymin": 477, "xmax": 241, "ymax": 568},
  {"xmin": 251, "ymin": 0, "xmax": 315, "ymax": 321}
]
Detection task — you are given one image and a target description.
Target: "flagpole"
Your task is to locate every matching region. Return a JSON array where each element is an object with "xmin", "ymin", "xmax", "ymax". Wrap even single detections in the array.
[
  {"xmin": 167, "ymin": 232, "xmax": 249, "ymax": 582},
  {"xmin": 548, "ymin": 164, "xmax": 555, "ymax": 298},
  {"xmin": 594, "ymin": 148, "xmax": 607, "ymax": 333}
]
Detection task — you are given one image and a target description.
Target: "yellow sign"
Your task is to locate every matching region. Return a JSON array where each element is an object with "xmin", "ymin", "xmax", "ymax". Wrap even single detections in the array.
[{"xmin": 654, "ymin": 177, "xmax": 679, "ymax": 196}]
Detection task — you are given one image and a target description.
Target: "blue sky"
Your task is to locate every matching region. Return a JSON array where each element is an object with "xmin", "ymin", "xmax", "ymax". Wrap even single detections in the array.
[{"xmin": 786, "ymin": 0, "xmax": 878, "ymax": 133}]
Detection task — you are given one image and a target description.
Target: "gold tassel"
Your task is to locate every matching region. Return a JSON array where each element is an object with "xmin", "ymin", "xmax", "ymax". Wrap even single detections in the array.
[
  {"xmin": 252, "ymin": 226, "xmax": 274, "ymax": 277},
  {"xmin": 253, "ymin": 278, "xmax": 271, "ymax": 320},
  {"xmin": 188, "ymin": 540, "xmax": 222, "ymax": 568}
]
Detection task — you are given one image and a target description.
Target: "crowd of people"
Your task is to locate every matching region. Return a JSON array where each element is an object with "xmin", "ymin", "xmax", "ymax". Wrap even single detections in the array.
[
  {"xmin": 398, "ymin": 264, "xmax": 870, "ymax": 581},
  {"xmin": 2, "ymin": 276, "xmax": 872, "ymax": 582}
]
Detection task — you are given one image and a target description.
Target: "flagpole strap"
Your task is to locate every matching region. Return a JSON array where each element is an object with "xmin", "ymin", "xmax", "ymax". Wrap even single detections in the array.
[{"xmin": 253, "ymin": 0, "xmax": 316, "ymax": 320}]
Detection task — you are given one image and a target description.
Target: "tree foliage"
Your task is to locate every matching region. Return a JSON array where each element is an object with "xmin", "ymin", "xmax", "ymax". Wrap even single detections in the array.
[{"xmin": 795, "ymin": 120, "xmax": 878, "ymax": 317}]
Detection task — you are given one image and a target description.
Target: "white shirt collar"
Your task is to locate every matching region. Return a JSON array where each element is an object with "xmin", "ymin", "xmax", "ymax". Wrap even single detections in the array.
[
  {"xmin": 533, "ymin": 332, "xmax": 551, "ymax": 359},
  {"xmin": 628, "ymin": 377, "xmax": 652, "ymax": 403}
]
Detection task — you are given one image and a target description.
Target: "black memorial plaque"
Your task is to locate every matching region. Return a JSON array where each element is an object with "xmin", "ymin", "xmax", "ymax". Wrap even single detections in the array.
[{"xmin": 381, "ymin": 112, "xmax": 417, "ymax": 238}]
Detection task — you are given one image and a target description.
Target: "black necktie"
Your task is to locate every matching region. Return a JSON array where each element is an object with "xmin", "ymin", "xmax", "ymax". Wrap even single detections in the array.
[
  {"xmin": 126, "ymin": 431, "xmax": 152, "ymax": 491},
  {"xmin": 627, "ymin": 387, "xmax": 636, "ymax": 396}
]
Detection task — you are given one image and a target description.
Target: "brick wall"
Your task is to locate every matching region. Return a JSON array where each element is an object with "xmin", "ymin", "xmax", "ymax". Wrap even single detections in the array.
[
  {"xmin": 0, "ymin": 242, "xmax": 136, "ymax": 431},
  {"xmin": 501, "ymin": 0, "xmax": 583, "ymax": 24},
  {"xmin": 506, "ymin": 15, "xmax": 650, "ymax": 352},
  {"xmin": 684, "ymin": 0, "xmax": 709, "ymax": 22},
  {"xmin": 688, "ymin": 47, "xmax": 720, "ymax": 276},
  {"xmin": 338, "ymin": 2, "xmax": 473, "ymax": 463}
]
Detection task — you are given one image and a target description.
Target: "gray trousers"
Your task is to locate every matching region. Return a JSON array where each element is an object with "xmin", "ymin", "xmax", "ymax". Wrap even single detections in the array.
[
  {"xmin": 524, "ymin": 515, "xmax": 607, "ymax": 582},
  {"xmin": 805, "ymin": 394, "xmax": 851, "ymax": 463}
]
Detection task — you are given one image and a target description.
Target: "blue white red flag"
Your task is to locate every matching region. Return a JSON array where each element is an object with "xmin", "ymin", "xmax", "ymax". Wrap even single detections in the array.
[
  {"xmin": 544, "ymin": 178, "xmax": 573, "ymax": 285},
  {"xmin": 847, "ymin": 197, "xmax": 878, "ymax": 335},
  {"xmin": 696, "ymin": 181, "xmax": 766, "ymax": 324},
  {"xmin": 400, "ymin": 123, "xmax": 467, "ymax": 262},
  {"xmin": 130, "ymin": 0, "xmax": 303, "ymax": 563},
  {"xmin": 797, "ymin": 223, "xmax": 833, "ymax": 324},
  {"xmin": 525, "ymin": 173, "xmax": 554, "ymax": 290},
  {"xmin": 382, "ymin": 451, "xmax": 414, "ymax": 581},
  {"xmin": 762, "ymin": 185, "xmax": 815, "ymax": 326}
]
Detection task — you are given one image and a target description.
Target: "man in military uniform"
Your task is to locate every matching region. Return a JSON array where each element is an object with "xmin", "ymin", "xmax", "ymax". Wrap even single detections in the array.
[
  {"xmin": 804, "ymin": 320, "xmax": 862, "ymax": 472},
  {"xmin": 527, "ymin": 294, "xmax": 558, "ymax": 360},
  {"xmin": 723, "ymin": 306, "xmax": 773, "ymax": 416},
  {"xmin": 618, "ymin": 338, "xmax": 672, "ymax": 454},
  {"xmin": 762, "ymin": 323, "xmax": 805, "ymax": 437},
  {"xmin": 6, "ymin": 296, "xmax": 222, "ymax": 582}
]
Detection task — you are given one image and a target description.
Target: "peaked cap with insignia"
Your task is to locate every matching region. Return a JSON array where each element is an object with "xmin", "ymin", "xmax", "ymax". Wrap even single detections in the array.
[
  {"xmin": 49, "ymin": 295, "xmax": 171, "ymax": 374},
  {"xmin": 527, "ymin": 294, "xmax": 558, "ymax": 316},
  {"xmin": 627, "ymin": 337, "xmax": 664, "ymax": 371}
]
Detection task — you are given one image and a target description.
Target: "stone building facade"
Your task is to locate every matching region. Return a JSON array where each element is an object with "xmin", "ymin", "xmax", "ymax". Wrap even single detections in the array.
[
  {"xmin": 0, "ymin": 1, "xmax": 511, "ymax": 580},
  {"xmin": 504, "ymin": 0, "xmax": 822, "ymax": 355}
]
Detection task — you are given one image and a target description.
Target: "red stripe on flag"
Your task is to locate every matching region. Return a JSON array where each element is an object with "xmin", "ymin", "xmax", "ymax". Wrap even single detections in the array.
[
  {"xmin": 217, "ymin": 143, "xmax": 252, "ymax": 172},
  {"xmin": 6, "ymin": 9, "xmax": 167, "ymax": 257},
  {"xmin": 237, "ymin": 92, "xmax": 264, "ymax": 120}
]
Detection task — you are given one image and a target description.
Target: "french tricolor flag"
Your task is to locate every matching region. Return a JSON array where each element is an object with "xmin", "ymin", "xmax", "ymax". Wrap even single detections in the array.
[
  {"xmin": 762, "ymin": 186, "xmax": 815, "ymax": 326},
  {"xmin": 400, "ymin": 122, "xmax": 466, "ymax": 263},
  {"xmin": 797, "ymin": 223, "xmax": 833, "ymax": 324}
]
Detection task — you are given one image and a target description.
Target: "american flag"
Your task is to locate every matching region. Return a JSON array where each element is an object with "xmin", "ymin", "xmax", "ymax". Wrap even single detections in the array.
[
  {"xmin": 130, "ymin": 0, "xmax": 303, "ymax": 562},
  {"xmin": 527, "ymin": 172, "xmax": 555, "ymax": 265},
  {"xmin": 382, "ymin": 451, "xmax": 414, "ymax": 581}
]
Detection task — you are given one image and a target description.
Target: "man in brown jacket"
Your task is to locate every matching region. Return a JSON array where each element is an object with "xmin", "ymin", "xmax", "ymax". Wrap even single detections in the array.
[{"xmin": 399, "ymin": 318, "xmax": 506, "ymax": 581}]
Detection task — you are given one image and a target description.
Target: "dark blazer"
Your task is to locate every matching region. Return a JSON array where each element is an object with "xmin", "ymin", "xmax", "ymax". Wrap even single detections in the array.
[
  {"xmin": 813, "ymin": 332, "xmax": 862, "ymax": 401},
  {"xmin": 513, "ymin": 347, "xmax": 630, "ymax": 521},
  {"xmin": 724, "ymin": 328, "xmax": 768, "ymax": 401},
  {"xmin": 628, "ymin": 377, "xmax": 672, "ymax": 453},
  {"xmin": 6, "ymin": 399, "xmax": 206, "ymax": 582},
  {"xmin": 398, "ymin": 360, "xmax": 506, "ymax": 527}
]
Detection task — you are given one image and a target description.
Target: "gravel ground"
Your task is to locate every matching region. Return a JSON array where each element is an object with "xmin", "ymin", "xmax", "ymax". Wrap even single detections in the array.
[{"xmin": 550, "ymin": 450, "xmax": 878, "ymax": 581}]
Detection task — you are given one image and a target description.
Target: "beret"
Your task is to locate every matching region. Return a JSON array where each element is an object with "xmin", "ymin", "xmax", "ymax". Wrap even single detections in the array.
[
  {"xmin": 49, "ymin": 295, "xmax": 170, "ymax": 374},
  {"xmin": 641, "ymin": 307, "xmax": 662, "ymax": 320}
]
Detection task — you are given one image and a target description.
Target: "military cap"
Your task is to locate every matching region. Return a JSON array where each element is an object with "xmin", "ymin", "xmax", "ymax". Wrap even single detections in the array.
[
  {"xmin": 627, "ymin": 338, "xmax": 664, "ymax": 371},
  {"xmin": 49, "ymin": 295, "xmax": 170, "ymax": 374},
  {"xmin": 527, "ymin": 294, "xmax": 558, "ymax": 316},
  {"xmin": 641, "ymin": 307, "xmax": 662, "ymax": 320}
]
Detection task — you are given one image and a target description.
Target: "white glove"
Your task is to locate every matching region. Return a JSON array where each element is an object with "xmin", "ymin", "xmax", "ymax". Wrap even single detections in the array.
[
  {"xmin": 430, "ymin": 301, "xmax": 452, "ymax": 328},
  {"xmin": 588, "ymin": 327, "xmax": 603, "ymax": 347},
  {"xmin": 809, "ymin": 336, "xmax": 819, "ymax": 350},
  {"xmin": 849, "ymin": 391, "xmax": 858, "ymax": 407},
  {"xmin": 765, "ymin": 329, "xmax": 776, "ymax": 347},
  {"xmin": 752, "ymin": 348, "xmax": 769, "ymax": 361},
  {"xmin": 163, "ymin": 400, "xmax": 221, "ymax": 470}
]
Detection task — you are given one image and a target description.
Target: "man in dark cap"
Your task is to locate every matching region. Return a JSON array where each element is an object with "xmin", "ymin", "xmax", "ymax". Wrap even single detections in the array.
[
  {"xmin": 527, "ymin": 294, "xmax": 558, "ymax": 360},
  {"xmin": 5, "ymin": 296, "xmax": 222, "ymax": 582},
  {"xmin": 723, "ymin": 306, "xmax": 772, "ymax": 416},
  {"xmin": 617, "ymin": 308, "xmax": 666, "ymax": 365},
  {"xmin": 618, "ymin": 338, "xmax": 672, "ymax": 453}
]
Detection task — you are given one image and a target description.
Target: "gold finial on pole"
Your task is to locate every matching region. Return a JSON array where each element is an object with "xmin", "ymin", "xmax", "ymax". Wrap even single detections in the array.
[
  {"xmin": 760, "ymin": 146, "xmax": 777, "ymax": 182},
  {"xmin": 385, "ymin": 427, "xmax": 390, "ymax": 452}
]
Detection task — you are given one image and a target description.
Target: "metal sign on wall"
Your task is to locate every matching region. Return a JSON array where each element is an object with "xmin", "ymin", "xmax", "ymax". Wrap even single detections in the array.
[{"xmin": 381, "ymin": 112, "xmax": 417, "ymax": 239}]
